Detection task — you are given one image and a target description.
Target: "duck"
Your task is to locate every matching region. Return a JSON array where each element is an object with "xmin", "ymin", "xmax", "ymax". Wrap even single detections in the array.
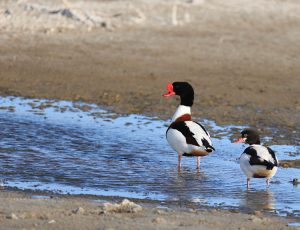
[
  {"xmin": 234, "ymin": 128, "xmax": 278, "ymax": 188},
  {"xmin": 163, "ymin": 82, "xmax": 215, "ymax": 171}
]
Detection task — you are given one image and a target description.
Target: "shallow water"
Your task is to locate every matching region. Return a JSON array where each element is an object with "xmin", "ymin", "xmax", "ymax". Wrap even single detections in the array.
[{"xmin": 0, "ymin": 97, "xmax": 299, "ymax": 218}]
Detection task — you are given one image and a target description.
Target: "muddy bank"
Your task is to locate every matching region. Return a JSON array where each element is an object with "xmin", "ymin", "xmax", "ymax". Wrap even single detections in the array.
[
  {"xmin": 280, "ymin": 160, "xmax": 300, "ymax": 169},
  {"xmin": 0, "ymin": 191, "xmax": 297, "ymax": 230},
  {"xmin": 0, "ymin": 0, "xmax": 300, "ymax": 144}
]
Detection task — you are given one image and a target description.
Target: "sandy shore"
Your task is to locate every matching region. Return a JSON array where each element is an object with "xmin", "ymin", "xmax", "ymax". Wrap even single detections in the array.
[
  {"xmin": 0, "ymin": 0, "xmax": 299, "ymax": 144},
  {"xmin": 0, "ymin": 191, "xmax": 298, "ymax": 230},
  {"xmin": 0, "ymin": 0, "xmax": 299, "ymax": 229}
]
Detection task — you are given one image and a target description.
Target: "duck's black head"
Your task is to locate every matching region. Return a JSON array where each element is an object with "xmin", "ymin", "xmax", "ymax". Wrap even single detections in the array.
[
  {"xmin": 235, "ymin": 128, "xmax": 261, "ymax": 145},
  {"xmin": 163, "ymin": 82, "xmax": 194, "ymax": 106}
]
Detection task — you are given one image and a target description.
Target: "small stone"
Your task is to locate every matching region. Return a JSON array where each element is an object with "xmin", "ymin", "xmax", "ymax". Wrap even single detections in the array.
[
  {"xmin": 187, "ymin": 208, "xmax": 197, "ymax": 213},
  {"xmin": 120, "ymin": 199, "xmax": 142, "ymax": 213},
  {"xmin": 154, "ymin": 209, "xmax": 166, "ymax": 215},
  {"xmin": 292, "ymin": 178, "xmax": 299, "ymax": 186},
  {"xmin": 152, "ymin": 217, "xmax": 167, "ymax": 224},
  {"xmin": 115, "ymin": 94, "xmax": 121, "ymax": 102},
  {"xmin": 282, "ymin": 163, "xmax": 289, "ymax": 168},
  {"xmin": 249, "ymin": 215, "xmax": 262, "ymax": 223},
  {"xmin": 254, "ymin": 211, "xmax": 262, "ymax": 216},
  {"xmin": 27, "ymin": 212, "xmax": 38, "ymax": 219},
  {"xmin": 261, "ymin": 217, "xmax": 269, "ymax": 222},
  {"xmin": 229, "ymin": 209, "xmax": 240, "ymax": 213},
  {"xmin": 39, "ymin": 214, "xmax": 49, "ymax": 220},
  {"xmin": 4, "ymin": 9, "xmax": 11, "ymax": 17},
  {"xmin": 100, "ymin": 199, "xmax": 142, "ymax": 214},
  {"xmin": 72, "ymin": 207, "xmax": 85, "ymax": 214},
  {"xmin": 48, "ymin": 219, "xmax": 56, "ymax": 224},
  {"xmin": 210, "ymin": 209, "xmax": 218, "ymax": 213},
  {"xmin": 198, "ymin": 219, "xmax": 205, "ymax": 223},
  {"xmin": 7, "ymin": 213, "xmax": 18, "ymax": 220},
  {"xmin": 74, "ymin": 95, "xmax": 82, "ymax": 100}
]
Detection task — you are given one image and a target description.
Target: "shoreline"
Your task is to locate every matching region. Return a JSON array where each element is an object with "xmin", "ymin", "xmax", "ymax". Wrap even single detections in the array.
[
  {"xmin": 0, "ymin": 189, "xmax": 298, "ymax": 230},
  {"xmin": 0, "ymin": 95, "xmax": 299, "ymax": 230},
  {"xmin": 2, "ymin": 185, "xmax": 300, "ymax": 218},
  {"xmin": 0, "ymin": 95, "xmax": 298, "ymax": 169}
]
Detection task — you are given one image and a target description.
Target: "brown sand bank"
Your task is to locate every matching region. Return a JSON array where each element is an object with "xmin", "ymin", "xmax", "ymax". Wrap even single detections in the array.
[
  {"xmin": 0, "ymin": 0, "xmax": 300, "ymax": 144},
  {"xmin": 0, "ymin": 191, "xmax": 298, "ymax": 230}
]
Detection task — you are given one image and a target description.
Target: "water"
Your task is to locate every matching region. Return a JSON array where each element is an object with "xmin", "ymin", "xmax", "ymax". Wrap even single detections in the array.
[{"xmin": 0, "ymin": 96, "xmax": 299, "ymax": 219}]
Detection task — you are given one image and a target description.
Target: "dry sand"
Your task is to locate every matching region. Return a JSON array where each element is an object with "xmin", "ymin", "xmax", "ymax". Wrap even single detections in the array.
[{"xmin": 0, "ymin": 0, "xmax": 300, "ymax": 229}]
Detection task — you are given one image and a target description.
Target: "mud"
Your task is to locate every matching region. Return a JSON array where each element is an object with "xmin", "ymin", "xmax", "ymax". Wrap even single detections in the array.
[{"xmin": 0, "ymin": 0, "xmax": 299, "ymax": 145}]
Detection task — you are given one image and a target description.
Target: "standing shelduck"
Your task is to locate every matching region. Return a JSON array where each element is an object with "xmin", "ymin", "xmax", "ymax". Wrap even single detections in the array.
[
  {"xmin": 235, "ymin": 128, "xmax": 278, "ymax": 189},
  {"xmin": 163, "ymin": 82, "xmax": 215, "ymax": 171}
]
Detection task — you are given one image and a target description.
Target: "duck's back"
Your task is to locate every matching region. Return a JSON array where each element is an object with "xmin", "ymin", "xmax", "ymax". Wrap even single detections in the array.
[
  {"xmin": 245, "ymin": 145, "xmax": 278, "ymax": 166},
  {"xmin": 166, "ymin": 120, "xmax": 214, "ymax": 155},
  {"xmin": 240, "ymin": 145, "xmax": 278, "ymax": 178}
]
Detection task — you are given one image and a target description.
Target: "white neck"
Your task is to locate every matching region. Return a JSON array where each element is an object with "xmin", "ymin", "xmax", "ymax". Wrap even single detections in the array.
[{"xmin": 171, "ymin": 105, "xmax": 191, "ymax": 122}]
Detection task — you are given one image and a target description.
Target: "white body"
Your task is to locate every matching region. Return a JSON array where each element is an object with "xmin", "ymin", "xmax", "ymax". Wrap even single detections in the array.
[
  {"xmin": 166, "ymin": 121, "xmax": 212, "ymax": 156},
  {"xmin": 240, "ymin": 145, "xmax": 278, "ymax": 179}
]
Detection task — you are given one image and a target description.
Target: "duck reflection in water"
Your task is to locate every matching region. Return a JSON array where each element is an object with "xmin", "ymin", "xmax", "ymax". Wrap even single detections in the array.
[
  {"xmin": 241, "ymin": 189, "xmax": 275, "ymax": 211},
  {"xmin": 162, "ymin": 168, "xmax": 209, "ymax": 200}
]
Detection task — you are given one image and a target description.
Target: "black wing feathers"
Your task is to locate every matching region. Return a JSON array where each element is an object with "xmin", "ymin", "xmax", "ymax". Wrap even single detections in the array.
[
  {"xmin": 201, "ymin": 138, "xmax": 215, "ymax": 151},
  {"xmin": 167, "ymin": 121, "xmax": 214, "ymax": 151},
  {"xmin": 244, "ymin": 146, "xmax": 276, "ymax": 170},
  {"xmin": 267, "ymin": 147, "xmax": 278, "ymax": 166},
  {"xmin": 168, "ymin": 121, "xmax": 200, "ymax": 146}
]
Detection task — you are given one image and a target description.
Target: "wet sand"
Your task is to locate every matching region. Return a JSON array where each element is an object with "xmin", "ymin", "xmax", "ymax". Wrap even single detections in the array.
[
  {"xmin": 0, "ymin": 0, "xmax": 299, "ymax": 229},
  {"xmin": 0, "ymin": 191, "xmax": 298, "ymax": 230},
  {"xmin": 0, "ymin": 0, "xmax": 299, "ymax": 145},
  {"xmin": 280, "ymin": 160, "xmax": 300, "ymax": 169}
]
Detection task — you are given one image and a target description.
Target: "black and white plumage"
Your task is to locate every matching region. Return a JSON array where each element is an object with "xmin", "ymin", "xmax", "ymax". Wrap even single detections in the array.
[
  {"xmin": 163, "ymin": 82, "xmax": 215, "ymax": 171},
  {"xmin": 166, "ymin": 121, "xmax": 214, "ymax": 156},
  {"xmin": 235, "ymin": 128, "xmax": 278, "ymax": 188}
]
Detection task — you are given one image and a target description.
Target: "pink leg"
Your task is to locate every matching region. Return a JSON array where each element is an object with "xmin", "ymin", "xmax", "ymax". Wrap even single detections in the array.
[
  {"xmin": 266, "ymin": 179, "xmax": 270, "ymax": 187},
  {"xmin": 247, "ymin": 178, "xmax": 250, "ymax": 189},
  {"xmin": 196, "ymin": 157, "xmax": 201, "ymax": 170},
  {"xmin": 178, "ymin": 154, "xmax": 182, "ymax": 172}
]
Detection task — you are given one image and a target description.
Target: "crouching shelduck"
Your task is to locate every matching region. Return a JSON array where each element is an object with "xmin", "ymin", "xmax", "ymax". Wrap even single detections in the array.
[
  {"xmin": 163, "ymin": 82, "xmax": 215, "ymax": 172},
  {"xmin": 234, "ymin": 128, "xmax": 278, "ymax": 189}
]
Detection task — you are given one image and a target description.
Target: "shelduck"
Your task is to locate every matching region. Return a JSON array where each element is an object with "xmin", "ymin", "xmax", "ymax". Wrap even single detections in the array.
[
  {"xmin": 163, "ymin": 82, "xmax": 215, "ymax": 171},
  {"xmin": 234, "ymin": 128, "xmax": 278, "ymax": 188}
]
